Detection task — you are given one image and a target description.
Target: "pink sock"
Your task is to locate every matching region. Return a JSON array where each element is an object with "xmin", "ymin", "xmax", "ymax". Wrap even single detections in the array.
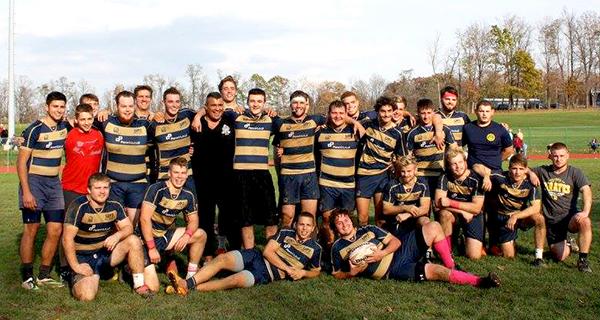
[
  {"xmin": 449, "ymin": 269, "xmax": 481, "ymax": 287},
  {"xmin": 446, "ymin": 235, "xmax": 452, "ymax": 252},
  {"xmin": 433, "ymin": 239, "xmax": 455, "ymax": 269}
]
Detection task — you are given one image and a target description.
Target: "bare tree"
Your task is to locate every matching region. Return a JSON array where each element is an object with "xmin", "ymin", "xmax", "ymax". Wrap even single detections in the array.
[
  {"xmin": 142, "ymin": 74, "xmax": 167, "ymax": 112},
  {"xmin": 185, "ymin": 64, "xmax": 211, "ymax": 109}
]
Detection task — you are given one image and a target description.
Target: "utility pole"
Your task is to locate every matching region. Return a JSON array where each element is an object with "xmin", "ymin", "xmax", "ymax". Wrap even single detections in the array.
[{"xmin": 5, "ymin": 0, "xmax": 16, "ymax": 151}]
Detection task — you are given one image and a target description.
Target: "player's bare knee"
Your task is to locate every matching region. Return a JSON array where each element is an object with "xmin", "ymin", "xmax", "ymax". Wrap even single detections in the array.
[
  {"xmin": 237, "ymin": 270, "xmax": 255, "ymax": 288},
  {"xmin": 193, "ymin": 229, "xmax": 207, "ymax": 242},
  {"xmin": 45, "ymin": 223, "xmax": 63, "ymax": 239},
  {"xmin": 125, "ymin": 234, "xmax": 142, "ymax": 249},
  {"xmin": 578, "ymin": 217, "xmax": 591, "ymax": 230}
]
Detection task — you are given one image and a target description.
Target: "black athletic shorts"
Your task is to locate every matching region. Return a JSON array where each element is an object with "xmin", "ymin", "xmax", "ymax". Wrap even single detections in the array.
[{"xmin": 234, "ymin": 170, "xmax": 278, "ymax": 227}]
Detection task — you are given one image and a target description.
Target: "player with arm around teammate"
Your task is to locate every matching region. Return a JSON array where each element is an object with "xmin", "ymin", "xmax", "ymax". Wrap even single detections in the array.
[
  {"xmin": 62, "ymin": 173, "xmax": 151, "ymax": 300},
  {"xmin": 167, "ymin": 212, "xmax": 322, "ymax": 295}
]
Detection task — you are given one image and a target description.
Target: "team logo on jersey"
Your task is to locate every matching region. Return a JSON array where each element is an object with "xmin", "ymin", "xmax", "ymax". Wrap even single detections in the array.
[
  {"xmin": 43, "ymin": 134, "xmax": 49, "ymax": 140},
  {"xmin": 486, "ymin": 133, "xmax": 495, "ymax": 142},
  {"xmin": 116, "ymin": 136, "xmax": 123, "ymax": 143},
  {"xmin": 420, "ymin": 141, "xmax": 427, "ymax": 147},
  {"xmin": 160, "ymin": 127, "xmax": 167, "ymax": 133},
  {"xmin": 244, "ymin": 123, "xmax": 251, "ymax": 129},
  {"xmin": 222, "ymin": 125, "xmax": 231, "ymax": 136},
  {"xmin": 134, "ymin": 128, "xmax": 142, "ymax": 134},
  {"xmin": 165, "ymin": 133, "xmax": 173, "ymax": 141},
  {"xmin": 544, "ymin": 178, "xmax": 571, "ymax": 200},
  {"xmin": 113, "ymin": 128, "xmax": 120, "ymax": 134},
  {"xmin": 327, "ymin": 142, "xmax": 334, "ymax": 148},
  {"xmin": 45, "ymin": 142, "xmax": 52, "ymax": 148},
  {"xmin": 288, "ymin": 132, "xmax": 294, "ymax": 138},
  {"xmin": 162, "ymin": 208, "xmax": 169, "ymax": 214}
]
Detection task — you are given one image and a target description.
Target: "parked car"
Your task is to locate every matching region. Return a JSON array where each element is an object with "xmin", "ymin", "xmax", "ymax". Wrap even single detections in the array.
[
  {"xmin": 550, "ymin": 103, "xmax": 561, "ymax": 109},
  {"xmin": 496, "ymin": 103, "xmax": 510, "ymax": 110}
]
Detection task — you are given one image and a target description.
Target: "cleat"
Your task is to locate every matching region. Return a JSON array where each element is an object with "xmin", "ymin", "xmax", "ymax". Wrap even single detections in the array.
[
  {"xmin": 134, "ymin": 284, "xmax": 154, "ymax": 298},
  {"xmin": 577, "ymin": 258, "xmax": 592, "ymax": 273},
  {"xmin": 531, "ymin": 258, "xmax": 547, "ymax": 268},
  {"xmin": 479, "ymin": 272, "xmax": 501, "ymax": 289},
  {"xmin": 37, "ymin": 276, "xmax": 65, "ymax": 288},
  {"xmin": 567, "ymin": 237, "xmax": 579, "ymax": 253},
  {"xmin": 165, "ymin": 285, "xmax": 176, "ymax": 295},
  {"xmin": 22, "ymin": 277, "xmax": 40, "ymax": 290},
  {"xmin": 167, "ymin": 270, "xmax": 189, "ymax": 296},
  {"xmin": 424, "ymin": 249, "xmax": 434, "ymax": 263},
  {"xmin": 59, "ymin": 270, "xmax": 72, "ymax": 285}
]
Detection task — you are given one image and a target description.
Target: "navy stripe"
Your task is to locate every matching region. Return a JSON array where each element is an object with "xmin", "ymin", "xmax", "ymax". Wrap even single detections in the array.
[
  {"xmin": 236, "ymin": 139, "xmax": 270, "ymax": 147},
  {"xmin": 322, "ymin": 157, "xmax": 355, "ymax": 168},
  {"xmin": 283, "ymin": 145, "xmax": 314, "ymax": 155},
  {"xmin": 321, "ymin": 172, "xmax": 355, "ymax": 183},
  {"xmin": 234, "ymin": 155, "xmax": 269, "ymax": 163},
  {"xmin": 31, "ymin": 157, "xmax": 61, "ymax": 167},
  {"xmin": 108, "ymin": 153, "xmax": 146, "ymax": 164}
]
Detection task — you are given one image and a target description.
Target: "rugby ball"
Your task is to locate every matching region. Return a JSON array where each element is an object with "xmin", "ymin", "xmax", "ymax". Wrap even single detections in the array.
[{"xmin": 349, "ymin": 242, "xmax": 377, "ymax": 265}]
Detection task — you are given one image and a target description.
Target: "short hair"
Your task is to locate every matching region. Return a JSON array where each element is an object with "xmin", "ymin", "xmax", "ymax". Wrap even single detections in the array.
[
  {"xmin": 416, "ymin": 98, "xmax": 435, "ymax": 112},
  {"xmin": 206, "ymin": 92, "xmax": 222, "ymax": 101},
  {"xmin": 393, "ymin": 96, "xmax": 408, "ymax": 106},
  {"xmin": 328, "ymin": 100, "xmax": 346, "ymax": 113},
  {"xmin": 134, "ymin": 85, "xmax": 153, "ymax": 97},
  {"xmin": 445, "ymin": 148, "xmax": 467, "ymax": 166},
  {"xmin": 88, "ymin": 172, "xmax": 110, "ymax": 188},
  {"xmin": 163, "ymin": 87, "xmax": 181, "ymax": 101},
  {"xmin": 247, "ymin": 88, "xmax": 266, "ymax": 101},
  {"xmin": 340, "ymin": 91, "xmax": 357, "ymax": 100},
  {"xmin": 168, "ymin": 157, "xmax": 189, "ymax": 170},
  {"xmin": 440, "ymin": 86, "xmax": 458, "ymax": 98},
  {"xmin": 79, "ymin": 93, "xmax": 99, "ymax": 104},
  {"xmin": 115, "ymin": 90, "xmax": 135, "ymax": 105},
  {"xmin": 476, "ymin": 100, "xmax": 494, "ymax": 110},
  {"xmin": 549, "ymin": 142, "xmax": 569, "ymax": 153},
  {"xmin": 218, "ymin": 76, "xmax": 238, "ymax": 92},
  {"xmin": 509, "ymin": 154, "xmax": 528, "ymax": 168},
  {"xmin": 46, "ymin": 91, "xmax": 67, "ymax": 105},
  {"xmin": 297, "ymin": 211, "xmax": 315, "ymax": 224},
  {"xmin": 329, "ymin": 208, "xmax": 355, "ymax": 232},
  {"xmin": 75, "ymin": 104, "xmax": 94, "ymax": 119},
  {"xmin": 393, "ymin": 155, "xmax": 417, "ymax": 173},
  {"xmin": 290, "ymin": 90, "xmax": 310, "ymax": 102},
  {"xmin": 374, "ymin": 96, "xmax": 396, "ymax": 112}
]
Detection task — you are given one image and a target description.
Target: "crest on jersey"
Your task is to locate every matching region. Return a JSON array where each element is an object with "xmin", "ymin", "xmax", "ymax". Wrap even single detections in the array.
[
  {"xmin": 222, "ymin": 125, "xmax": 231, "ymax": 136},
  {"xmin": 486, "ymin": 133, "xmax": 495, "ymax": 142},
  {"xmin": 327, "ymin": 142, "xmax": 334, "ymax": 148},
  {"xmin": 116, "ymin": 136, "xmax": 123, "ymax": 143}
]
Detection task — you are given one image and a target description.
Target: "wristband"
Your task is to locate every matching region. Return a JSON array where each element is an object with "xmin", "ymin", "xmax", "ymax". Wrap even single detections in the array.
[
  {"xmin": 146, "ymin": 239, "xmax": 156, "ymax": 250},
  {"xmin": 185, "ymin": 229, "xmax": 194, "ymax": 237},
  {"xmin": 449, "ymin": 199, "xmax": 461, "ymax": 209}
]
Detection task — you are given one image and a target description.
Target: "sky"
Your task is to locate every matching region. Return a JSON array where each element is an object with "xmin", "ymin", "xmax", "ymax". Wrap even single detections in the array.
[{"xmin": 0, "ymin": 0, "xmax": 596, "ymax": 94}]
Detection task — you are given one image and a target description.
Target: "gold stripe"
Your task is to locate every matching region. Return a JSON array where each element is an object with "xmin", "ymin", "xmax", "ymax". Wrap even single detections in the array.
[
  {"xmin": 281, "ymin": 168, "xmax": 314, "ymax": 175},
  {"xmin": 442, "ymin": 118, "xmax": 465, "ymax": 126},
  {"xmin": 37, "ymin": 129, "xmax": 68, "ymax": 142},
  {"xmin": 357, "ymin": 167, "xmax": 388, "ymax": 175},
  {"xmin": 31, "ymin": 148, "xmax": 63, "ymax": 159},
  {"xmin": 413, "ymin": 132, "xmax": 434, "ymax": 143},
  {"xmin": 107, "ymin": 161, "xmax": 147, "ymax": 175},
  {"xmin": 447, "ymin": 183, "xmax": 473, "ymax": 196},
  {"xmin": 77, "ymin": 230, "xmax": 110, "ymax": 239},
  {"xmin": 339, "ymin": 232, "xmax": 376, "ymax": 258},
  {"xmin": 394, "ymin": 192, "xmax": 421, "ymax": 202},
  {"xmin": 29, "ymin": 165, "xmax": 60, "ymax": 176},
  {"xmin": 235, "ymin": 146, "xmax": 269, "ymax": 156},
  {"xmin": 105, "ymin": 123, "xmax": 147, "ymax": 136},
  {"xmin": 414, "ymin": 148, "xmax": 443, "ymax": 157},
  {"xmin": 452, "ymin": 132, "xmax": 463, "ymax": 141},
  {"xmin": 319, "ymin": 133, "xmax": 356, "ymax": 142},
  {"xmin": 321, "ymin": 163, "xmax": 355, "ymax": 177},
  {"xmin": 234, "ymin": 163, "xmax": 269, "ymax": 170},
  {"xmin": 321, "ymin": 149, "xmax": 356, "ymax": 159},
  {"xmin": 500, "ymin": 184, "xmax": 531, "ymax": 197},
  {"xmin": 236, "ymin": 129, "xmax": 271, "ymax": 140},
  {"xmin": 366, "ymin": 129, "xmax": 397, "ymax": 149},
  {"xmin": 416, "ymin": 160, "xmax": 444, "ymax": 170},
  {"xmin": 281, "ymin": 153, "xmax": 314, "ymax": 164},
  {"xmin": 156, "ymin": 137, "xmax": 191, "ymax": 151},
  {"xmin": 371, "ymin": 253, "xmax": 393, "ymax": 279},
  {"xmin": 81, "ymin": 211, "xmax": 118, "ymax": 224},
  {"xmin": 278, "ymin": 121, "xmax": 317, "ymax": 132},
  {"xmin": 75, "ymin": 242, "xmax": 104, "ymax": 251},
  {"xmin": 319, "ymin": 178, "xmax": 354, "ymax": 189},
  {"xmin": 280, "ymin": 136, "xmax": 314, "ymax": 148},
  {"xmin": 154, "ymin": 119, "xmax": 191, "ymax": 135},
  {"xmin": 158, "ymin": 197, "xmax": 189, "ymax": 210},
  {"xmin": 105, "ymin": 143, "xmax": 147, "ymax": 156},
  {"xmin": 151, "ymin": 211, "xmax": 176, "ymax": 226}
]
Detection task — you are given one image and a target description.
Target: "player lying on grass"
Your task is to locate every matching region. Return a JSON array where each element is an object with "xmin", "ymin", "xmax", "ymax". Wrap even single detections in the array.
[
  {"xmin": 167, "ymin": 212, "xmax": 322, "ymax": 295},
  {"xmin": 62, "ymin": 173, "xmax": 151, "ymax": 301},
  {"xmin": 139, "ymin": 157, "xmax": 207, "ymax": 292},
  {"xmin": 330, "ymin": 209, "xmax": 500, "ymax": 288},
  {"xmin": 473, "ymin": 154, "xmax": 546, "ymax": 266}
]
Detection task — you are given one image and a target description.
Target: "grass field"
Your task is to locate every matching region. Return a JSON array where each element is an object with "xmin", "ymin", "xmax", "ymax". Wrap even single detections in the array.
[{"xmin": 1, "ymin": 157, "xmax": 599, "ymax": 319}]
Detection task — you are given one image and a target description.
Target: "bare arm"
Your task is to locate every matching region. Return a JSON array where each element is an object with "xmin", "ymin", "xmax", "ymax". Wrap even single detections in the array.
[
  {"xmin": 472, "ymin": 164, "xmax": 493, "ymax": 192},
  {"xmin": 17, "ymin": 148, "xmax": 36, "ymax": 210},
  {"xmin": 578, "ymin": 185, "xmax": 593, "ymax": 218},
  {"xmin": 62, "ymin": 224, "xmax": 93, "ymax": 276},
  {"xmin": 501, "ymin": 146, "xmax": 514, "ymax": 161}
]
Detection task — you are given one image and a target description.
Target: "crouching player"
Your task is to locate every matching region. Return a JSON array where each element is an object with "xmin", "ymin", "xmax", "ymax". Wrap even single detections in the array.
[
  {"xmin": 139, "ymin": 157, "xmax": 207, "ymax": 292},
  {"xmin": 474, "ymin": 154, "xmax": 546, "ymax": 265},
  {"xmin": 167, "ymin": 212, "xmax": 321, "ymax": 295},
  {"xmin": 436, "ymin": 149, "xmax": 485, "ymax": 260},
  {"xmin": 330, "ymin": 209, "xmax": 499, "ymax": 288},
  {"xmin": 382, "ymin": 156, "xmax": 431, "ymax": 236},
  {"xmin": 62, "ymin": 173, "xmax": 151, "ymax": 301}
]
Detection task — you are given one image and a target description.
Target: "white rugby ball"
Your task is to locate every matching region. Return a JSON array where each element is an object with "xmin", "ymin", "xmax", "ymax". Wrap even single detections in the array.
[{"xmin": 349, "ymin": 242, "xmax": 377, "ymax": 265}]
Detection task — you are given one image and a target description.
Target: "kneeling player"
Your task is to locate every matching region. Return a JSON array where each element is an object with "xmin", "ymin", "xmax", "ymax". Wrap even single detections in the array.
[
  {"xmin": 140, "ymin": 157, "xmax": 207, "ymax": 292},
  {"xmin": 382, "ymin": 156, "xmax": 431, "ymax": 236},
  {"xmin": 436, "ymin": 149, "xmax": 485, "ymax": 260},
  {"xmin": 62, "ymin": 173, "xmax": 151, "ymax": 301},
  {"xmin": 474, "ymin": 155, "xmax": 546, "ymax": 265},
  {"xmin": 330, "ymin": 209, "xmax": 499, "ymax": 288},
  {"xmin": 168, "ymin": 212, "xmax": 322, "ymax": 295}
]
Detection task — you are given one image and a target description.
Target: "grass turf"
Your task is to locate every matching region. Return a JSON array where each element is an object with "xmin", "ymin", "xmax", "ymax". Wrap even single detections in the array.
[{"xmin": 1, "ymin": 158, "xmax": 599, "ymax": 319}]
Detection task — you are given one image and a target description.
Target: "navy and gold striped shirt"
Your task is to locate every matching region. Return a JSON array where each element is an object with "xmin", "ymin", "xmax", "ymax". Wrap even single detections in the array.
[
  {"xmin": 437, "ymin": 171, "xmax": 484, "ymax": 203},
  {"xmin": 65, "ymin": 196, "xmax": 127, "ymax": 254},
  {"xmin": 489, "ymin": 172, "xmax": 539, "ymax": 216},
  {"xmin": 268, "ymin": 229, "xmax": 322, "ymax": 281},
  {"xmin": 21, "ymin": 120, "xmax": 69, "ymax": 177},
  {"xmin": 149, "ymin": 109, "xmax": 196, "ymax": 180},
  {"xmin": 331, "ymin": 225, "xmax": 394, "ymax": 279},
  {"xmin": 99, "ymin": 116, "xmax": 151, "ymax": 183},
  {"xmin": 226, "ymin": 110, "xmax": 276, "ymax": 171},
  {"xmin": 275, "ymin": 115, "xmax": 326, "ymax": 175},
  {"xmin": 357, "ymin": 119, "xmax": 405, "ymax": 176},
  {"xmin": 143, "ymin": 180, "xmax": 197, "ymax": 238},
  {"xmin": 436, "ymin": 110, "xmax": 470, "ymax": 146},
  {"xmin": 315, "ymin": 125, "xmax": 359, "ymax": 189},
  {"xmin": 382, "ymin": 177, "xmax": 430, "ymax": 232},
  {"xmin": 406, "ymin": 125, "xmax": 455, "ymax": 177}
]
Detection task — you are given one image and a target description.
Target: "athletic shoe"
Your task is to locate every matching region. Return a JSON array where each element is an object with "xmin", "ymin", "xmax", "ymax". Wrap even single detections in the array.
[
  {"xmin": 424, "ymin": 249, "xmax": 434, "ymax": 263},
  {"xmin": 568, "ymin": 237, "xmax": 580, "ymax": 253},
  {"xmin": 134, "ymin": 284, "xmax": 154, "ymax": 298},
  {"xmin": 22, "ymin": 277, "xmax": 39, "ymax": 290},
  {"xmin": 531, "ymin": 258, "xmax": 547, "ymax": 268},
  {"xmin": 479, "ymin": 272, "xmax": 501, "ymax": 289},
  {"xmin": 59, "ymin": 270, "xmax": 72, "ymax": 285},
  {"xmin": 37, "ymin": 276, "xmax": 65, "ymax": 288},
  {"xmin": 167, "ymin": 270, "xmax": 188, "ymax": 296},
  {"xmin": 577, "ymin": 258, "xmax": 592, "ymax": 273}
]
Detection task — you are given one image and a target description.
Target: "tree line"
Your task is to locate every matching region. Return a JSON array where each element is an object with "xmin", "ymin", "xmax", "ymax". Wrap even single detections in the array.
[{"xmin": 1, "ymin": 11, "xmax": 599, "ymax": 123}]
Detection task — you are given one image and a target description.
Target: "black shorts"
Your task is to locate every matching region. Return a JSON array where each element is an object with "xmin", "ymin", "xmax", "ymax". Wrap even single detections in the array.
[
  {"xmin": 489, "ymin": 213, "xmax": 533, "ymax": 244},
  {"xmin": 388, "ymin": 228, "xmax": 428, "ymax": 282},
  {"xmin": 546, "ymin": 213, "xmax": 576, "ymax": 245},
  {"xmin": 72, "ymin": 250, "xmax": 114, "ymax": 285},
  {"xmin": 234, "ymin": 170, "xmax": 278, "ymax": 227}
]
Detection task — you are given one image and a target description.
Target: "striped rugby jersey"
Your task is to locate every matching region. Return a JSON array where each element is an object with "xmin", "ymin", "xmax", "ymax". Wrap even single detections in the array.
[
  {"xmin": 267, "ymin": 229, "xmax": 322, "ymax": 281},
  {"xmin": 437, "ymin": 170, "xmax": 484, "ymax": 203},
  {"xmin": 406, "ymin": 125, "xmax": 455, "ymax": 177},
  {"xmin": 143, "ymin": 180, "xmax": 197, "ymax": 238},
  {"xmin": 275, "ymin": 115, "xmax": 326, "ymax": 175},
  {"xmin": 315, "ymin": 124, "xmax": 359, "ymax": 188},
  {"xmin": 21, "ymin": 120, "xmax": 69, "ymax": 177},
  {"xmin": 357, "ymin": 119, "xmax": 405, "ymax": 176},
  {"xmin": 226, "ymin": 110, "xmax": 276, "ymax": 171},
  {"xmin": 489, "ymin": 172, "xmax": 539, "ymax": 216},
  {"xmin": 435, "ymin": 109, "xmax": 470, "ymax": 146}
]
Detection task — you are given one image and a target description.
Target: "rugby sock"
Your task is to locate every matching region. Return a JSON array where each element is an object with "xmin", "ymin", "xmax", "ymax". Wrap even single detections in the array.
[
  {"xmin": 38, "ymin": 265, "xmax": 51, "ymax": 280},
  {"xmin": 186, "ymin": 263, "xmax": 199, "ymax": 279},
  {"xmin": 132, "ymin": 273, "xmax": 144, "ymax": 289},
  {"xmin": 185, "ymin": 277, "xmax": 197, "ymax": 291},
  {"xmin": 449, "ymin": 269, "xmax": 480, "ymax": 287},
  {"xmin": 535, "ymin": 249, "xmax": 543, "ymax": 260},
  {"xmin": 579, "ymin": 252, "xmax": 588, "ymax": 260},
  {"xmin": 446, "ymin": 235, "xmax": 452, "ymax": 252},
  {"xmin": 21, "ymin": 263, "xmax": 34, "ymax": 281},
  {"xmin": 433, "ymin": 239, "xmax": 455, "ymax": 269}
]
